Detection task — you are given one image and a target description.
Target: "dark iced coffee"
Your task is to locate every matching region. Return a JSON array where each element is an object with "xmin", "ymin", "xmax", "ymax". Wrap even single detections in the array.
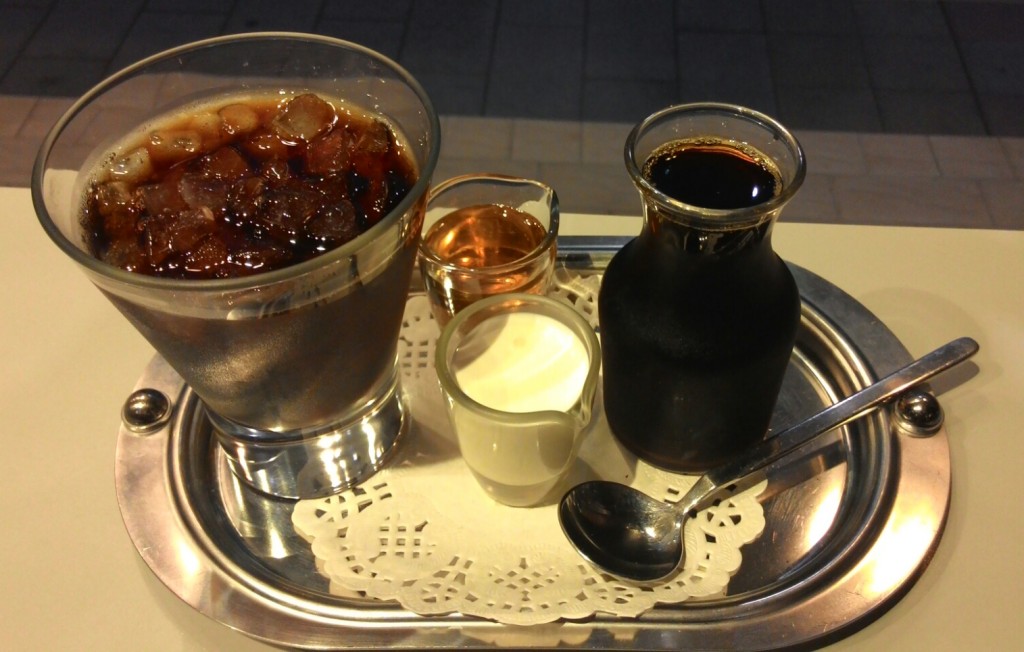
[{"xmin": 82, "ymin": 92, "xmax": 416, "ymax": 280}]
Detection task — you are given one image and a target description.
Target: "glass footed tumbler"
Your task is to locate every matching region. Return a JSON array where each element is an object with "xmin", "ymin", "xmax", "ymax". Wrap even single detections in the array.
[
  {"xmin": 599, "ymin": 103, "xmax": 806, "ymax": 473},
  {"xmin": 33, "ymin": 34, "xmax": 441, "ymax": 499}
]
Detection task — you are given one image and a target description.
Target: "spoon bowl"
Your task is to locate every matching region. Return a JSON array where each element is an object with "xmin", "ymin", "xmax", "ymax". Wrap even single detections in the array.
[
  {"xmin": 559, "ymin": 480, "xmax": 684, "ymax": 582},
  {"xmin": 559, "ymin": 337, "xmax": 979, "ymax": 583}
]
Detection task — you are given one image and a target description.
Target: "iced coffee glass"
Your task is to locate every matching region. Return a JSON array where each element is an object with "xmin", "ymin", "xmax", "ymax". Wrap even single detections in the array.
[{"xmin": 33, "ymin": 34, "xmax": 440, "ymax": 499}]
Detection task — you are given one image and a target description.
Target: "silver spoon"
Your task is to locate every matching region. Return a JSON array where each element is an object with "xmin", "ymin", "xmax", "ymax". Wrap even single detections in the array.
[{"xmin": 558, "ymin": 336, "xmax": 979, "ymax": 583}]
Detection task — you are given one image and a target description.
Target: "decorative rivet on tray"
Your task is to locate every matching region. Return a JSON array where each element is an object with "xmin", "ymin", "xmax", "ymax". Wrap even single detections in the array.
[
  {"xmin": 895, "ymin": 390, "xmax": 945, "ymax": 437},
  {"xmin": 121, "ymin": 388, "xmax": 171, "ymax": 435}
]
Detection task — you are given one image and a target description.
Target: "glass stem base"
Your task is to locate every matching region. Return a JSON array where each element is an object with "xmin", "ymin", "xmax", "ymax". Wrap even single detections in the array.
[{"xmin": 208, "ymin": 371, "xmax": 408, "ymax": 500}]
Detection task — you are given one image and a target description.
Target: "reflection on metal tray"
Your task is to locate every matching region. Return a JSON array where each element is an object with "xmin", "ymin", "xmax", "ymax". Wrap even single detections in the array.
[{"xmin": 114, "ymin": 236, "xmax": 951, "ymax": 650}]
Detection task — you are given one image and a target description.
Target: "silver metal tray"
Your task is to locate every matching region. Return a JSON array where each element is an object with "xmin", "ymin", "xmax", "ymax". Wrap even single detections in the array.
[{"xmin": 115, "ymin": 236, "xmax": 951, "ymax": 650}]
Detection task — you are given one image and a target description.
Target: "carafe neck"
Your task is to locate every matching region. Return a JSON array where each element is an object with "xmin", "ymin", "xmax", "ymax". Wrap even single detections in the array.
[{"xmin": 638, "ymin": 202, "xmax": 780, "ymax": 258}]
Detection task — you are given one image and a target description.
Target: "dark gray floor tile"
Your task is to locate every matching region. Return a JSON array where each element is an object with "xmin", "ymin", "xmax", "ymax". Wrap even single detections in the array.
[
  {"xmin": 500, "ymin": 0, "xmax": 584, "ymax": 27},
  {"xmin": 863, "ymin": 35, "xmax": 971, "ymax": 92},
  {"xmin": 0, "ymin": 6, "xmax": 47, "ymax": 46},
  {"xmin": 775, "ymin": 86, "xmax": 882, "ymax": 132},
  {"xmin": 677, "ymin": 32, "xmax": 776, "ymax": 114},
  {"xmin": 0, "ymin": 0, "xmax": 56, "ymax": 7},
  {"xmin": 853, "ymin": 1, "xmax": 947, "ymax": 36},
  {"xmin": 314, "ymin": 20, "xmax": 405, "ymax": 61},
  {"xmin": 977, "ymin": 94, "xmax": 1024, "ymax": 137},
  {"xmin": 400, "ymin": 0, "xmax": 498, "ymax": 76},
  {"xmin": 676, "ymin": 0, "xmax": 763, "ymax": 33},
  {"xmin": 0, "ymin": 6, "xmax": 47, "ymax": 76},
  {"xmin": 586, "ymin": 0, "xmax": 675, "ymax": 81},
  {"xmin": 321, "ymin": 0, "xmax": 412, "ymax": 21},
  {"xmin": 763, "ymin": 0, "xmax": 857, "ymax": 35},
  {"xmin": 224, "ymin": 0, "xmax": 322, "ymax": 33},
  {"xmin": 416, "ymin": 72, "xmax": 487, "ymax": 115},
  {"xmin": 145, "ymin": 0, "xmax": 234, "ymax": 13},
  {"xmin": 489, "ymin": 23, "xmax": 583, "ymax": 78},
  {"xmin": 485, "ymin": 24, "xmax": 582, "ymax": 120},
  {"xmin": 26, "ymin": 0, "xmax": 144, "ymax": 60},
  {"xmin": 582, "ymin": 78, "xmax": 677, "ymax": 123},
  {"xmin": 769, "ymin": 35, "xmax": 870, "ymax": 90},
  {"xmin": 959, "ymin": 40, "xmax": 1024, "ymax": 95},
  {"xmin": 0, "ymin": 55, "xmax": 107, "ymax": 95},
  {"xmin": 875, "ymin": 90, "xmax": 986, "ymax": 135},
  {"xmin": 109, "ymin": 12, "xmax": 225, "ymax": 71},
  {"xmin": 946, "ymin": 2, "xmax": 1024, "ymax": 41}
]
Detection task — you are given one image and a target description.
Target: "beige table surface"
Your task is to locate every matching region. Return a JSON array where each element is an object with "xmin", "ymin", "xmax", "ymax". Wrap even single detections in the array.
[{"xmin": 3, "ymin": 185, "xmax": 1021, "ymax": 650}]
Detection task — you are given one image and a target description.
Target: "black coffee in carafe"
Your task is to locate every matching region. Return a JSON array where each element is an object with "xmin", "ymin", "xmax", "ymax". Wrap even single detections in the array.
[{"xmin": 599, "ymin": 105, "xmax": 806, "ymax": 473}]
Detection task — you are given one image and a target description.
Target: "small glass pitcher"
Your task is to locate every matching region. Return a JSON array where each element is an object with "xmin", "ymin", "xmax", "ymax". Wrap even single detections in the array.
[
  {"xmin": 418, "ymin": 174, "xmax": 559, "ymax": 327},
  {"xmin": 435, "ymin": 294, "xmax": 601, "ymax": 507}
]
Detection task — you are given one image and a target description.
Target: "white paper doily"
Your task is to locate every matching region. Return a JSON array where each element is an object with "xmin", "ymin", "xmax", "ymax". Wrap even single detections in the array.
[{"xmin": 293, "ymin": 274, "xmax": 768, "ymax": 626}]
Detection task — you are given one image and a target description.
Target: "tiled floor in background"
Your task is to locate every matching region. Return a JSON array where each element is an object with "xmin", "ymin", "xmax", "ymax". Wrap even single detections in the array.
[
  {"xmin": 430, "ymin": 117, "xmax": 1024, "ymax": 229},
  {"xmin": 1, "ymin": 0, "xmax": 1022, "ymax": 228}
]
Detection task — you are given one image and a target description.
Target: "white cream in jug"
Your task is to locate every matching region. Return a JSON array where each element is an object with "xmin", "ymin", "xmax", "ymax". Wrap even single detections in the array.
[{"xmin": 452, "ymin": 312, "xmax": 589, "ymax": 413}]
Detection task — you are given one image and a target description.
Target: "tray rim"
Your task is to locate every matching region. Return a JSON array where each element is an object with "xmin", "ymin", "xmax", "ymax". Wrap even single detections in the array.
[{"xmin": 114, "ymin": 235, "xmax": 951, "ymax": 650}]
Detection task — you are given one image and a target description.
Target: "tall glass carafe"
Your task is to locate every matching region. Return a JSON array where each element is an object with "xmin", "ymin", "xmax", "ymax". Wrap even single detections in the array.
[{"xmin": 599, "ymin": 103, "xmax": 806, "ymax": 473}]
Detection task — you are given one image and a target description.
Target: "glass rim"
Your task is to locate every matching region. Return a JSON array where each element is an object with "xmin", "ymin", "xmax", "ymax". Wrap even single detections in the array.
[
  {"xmin": 624, "ymin": 102, "xmax": 806, "ymax": 228},
  {"xmin": 434, "ymin": 293, "xmax": 601, "ymax": 424},
  {"xmin": 417, "ymin": 173, "xmax": 560, "ymax": 275},
  {"xmin": 31, "ymin": 31, "xmax": 441, "ymax": 293}
]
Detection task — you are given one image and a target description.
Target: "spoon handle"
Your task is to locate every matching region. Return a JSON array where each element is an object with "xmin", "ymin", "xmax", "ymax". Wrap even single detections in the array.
[{"xmin": 682, "ymin": 336, "xmax": 979, "ymax": 513}]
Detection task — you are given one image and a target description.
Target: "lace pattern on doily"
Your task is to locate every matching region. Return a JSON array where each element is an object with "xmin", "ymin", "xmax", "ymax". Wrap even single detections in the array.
[{"xmin": 293, "ymin": 273, "xmax": 767, "ymax": 626}]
